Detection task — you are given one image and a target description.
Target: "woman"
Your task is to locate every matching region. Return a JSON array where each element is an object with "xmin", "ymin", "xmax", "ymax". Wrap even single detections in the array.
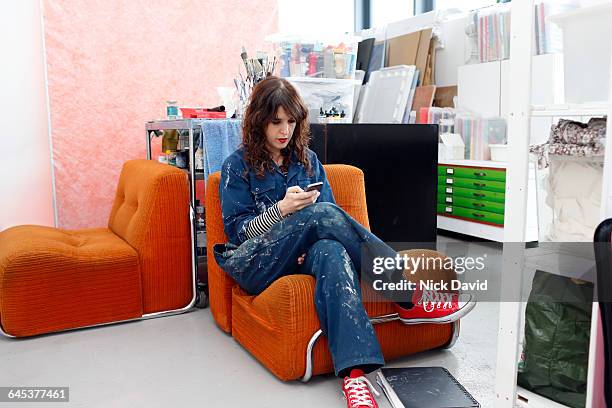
[{"xmin": 214, "ymin": 77, "xmax": 474, "ymax": 408}]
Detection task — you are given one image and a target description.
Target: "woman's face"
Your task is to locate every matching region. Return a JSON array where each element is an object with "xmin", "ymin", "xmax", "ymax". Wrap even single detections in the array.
[{"xmin": 265, "ymin": 106, "xmax": 296, "ymax": 157}]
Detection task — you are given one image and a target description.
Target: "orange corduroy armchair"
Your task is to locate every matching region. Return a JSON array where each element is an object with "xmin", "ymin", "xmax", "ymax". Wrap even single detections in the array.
[
  {"xmin": 0, "ymin": 160, "xmax": 194, "ymax": 338},
  {"xmin": 205, "ymin": 164, "xmax": 459, "ymax": 381}
]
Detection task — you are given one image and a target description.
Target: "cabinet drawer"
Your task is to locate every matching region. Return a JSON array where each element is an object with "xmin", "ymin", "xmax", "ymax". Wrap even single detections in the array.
[
  {"xmin": 437, "ymin": 204, "xmax": 504, "ymax": 225},
  {"xmin": 437, "ymin": 194, "xmax": 505, "ymax": 214},
  {"xmin": 438, "ymin": 176, "xmax": 505, "ymax": 193},
  {"xmin": 438, "ymin": 186, "xmax": 505, "ymax": 203},
  {"xmin": 438, "ymin": 165, "xmax": 506, "ymax": 182}
]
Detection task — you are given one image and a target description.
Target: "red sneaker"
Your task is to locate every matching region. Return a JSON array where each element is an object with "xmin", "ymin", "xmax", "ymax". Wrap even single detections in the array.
[
  {"xmin": 342, "ymin": 369, "xmax": 380, "ymax": 408},
  {"xmin": 394, "ymin": 288, "xmax": 476, "ymax": 324}
]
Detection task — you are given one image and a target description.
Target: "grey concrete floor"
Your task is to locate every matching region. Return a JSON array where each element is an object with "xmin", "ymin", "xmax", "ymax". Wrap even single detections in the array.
[
  {"xmin": 0, "ymin": 301, "xmax": 498, "ymax": 408},
  {"xmin": 1, "ymin": 234, "xmax": 504, "ymax": 407}
]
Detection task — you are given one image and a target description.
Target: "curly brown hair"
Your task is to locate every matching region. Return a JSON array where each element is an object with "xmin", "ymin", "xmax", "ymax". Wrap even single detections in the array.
[{"xmin": 242, "ymin": 76, "xmax": 311, "ymax": 178}]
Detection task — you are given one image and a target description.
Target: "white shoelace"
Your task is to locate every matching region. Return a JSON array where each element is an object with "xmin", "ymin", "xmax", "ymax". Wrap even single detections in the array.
[
  {"xmin": 420, "ymin": 289, "xmax": 454, "ymax": 312},
  {"xmin": 344, "ymin": 376, "xmax": 380, "ymax": 407}
]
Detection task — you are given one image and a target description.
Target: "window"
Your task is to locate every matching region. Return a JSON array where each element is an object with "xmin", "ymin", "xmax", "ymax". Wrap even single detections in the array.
[
  {"xmin": 277, "ymin": 0, "xmax": 355, "ymax": 35},
  {"xmin": 371, "ymin": 0, "xmax": 414, "ymax": 27},
  {"xmin": 434, "ymin": 0, "xmax": 498, "ymax": 12}
]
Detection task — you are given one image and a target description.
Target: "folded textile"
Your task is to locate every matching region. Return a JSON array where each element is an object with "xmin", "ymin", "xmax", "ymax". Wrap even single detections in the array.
[
  {"xmin": 551, "ymin": 118, "xmax": 606, "ymax": 147},
  {"xmin": 530, "ymin": 117, "xmax": 607, "ymax": 169},
  {"xmin": 548, "ymin": 143, "xmax": 605, "ymax": 158},
  {"xmin": 199, "ymin": 119, "xmax": 242, "ymax": 181},
  {"xmin": 530, "ymin": 143, "xmax": 549, "ymax": 169}
]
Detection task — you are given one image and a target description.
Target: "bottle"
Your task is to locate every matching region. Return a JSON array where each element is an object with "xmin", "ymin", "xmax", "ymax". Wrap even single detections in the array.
[
  {"xmin": 175, "ymin": 151, "xmax": 188, "ymax": 169},
  {"xmin": 195, "ymin": 147, "xmax": 204, "ymax": 170},
  {"xmin": 166, "ymin": 150, "xmax": 176, "ymax": 166},
  {"xmin": 166, "ymin": 100, "xmax": 179, "ymax": 120},
  {"xmin": 195, "ymin": 200, "xmax": 205, "ymax": 228},
  {"xmin": 196, "ymin": 230, "xmax": 207, "ymax": 256}
]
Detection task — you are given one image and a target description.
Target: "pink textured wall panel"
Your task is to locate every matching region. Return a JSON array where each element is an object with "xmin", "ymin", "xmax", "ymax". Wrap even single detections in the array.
[{"xmin": 43, "ymin": 0, "xmax": 277, "ymax": 229}]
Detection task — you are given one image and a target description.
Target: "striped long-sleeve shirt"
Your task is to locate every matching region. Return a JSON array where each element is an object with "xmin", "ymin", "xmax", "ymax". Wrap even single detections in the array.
[{"xmin": 244, "ymin": 202, "xmax": 284, "ymax": 239}]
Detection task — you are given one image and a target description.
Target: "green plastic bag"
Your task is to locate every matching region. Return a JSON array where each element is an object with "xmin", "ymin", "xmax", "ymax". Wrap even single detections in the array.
[{"xmin": 517, "ymin": 270, "xmax": 593, "ymax": 408}]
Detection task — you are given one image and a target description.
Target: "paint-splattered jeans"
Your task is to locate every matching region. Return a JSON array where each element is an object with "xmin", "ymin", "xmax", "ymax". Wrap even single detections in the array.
[{"xmin": 214, "ymin": 202, "xmax": 407, "ymax": 376}]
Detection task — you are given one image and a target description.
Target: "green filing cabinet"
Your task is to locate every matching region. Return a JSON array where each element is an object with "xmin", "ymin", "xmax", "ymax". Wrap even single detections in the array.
[
  {"xmin": 437, "ymin": 176, "xmax": 505, "ymax": 193},
  {"xmin": 439, "ymin": 185, "xmax": 505, "ymax": 204},
  {"xmin": 437, "ymin": 163, "xmax": 507, "ymax": 227},
  {"xmin": 438, "ymin": 165, "xmax": 506, "ymax": 182},
  {"xmin": 437, "ymin": 194, "xmax": 505, "ymax": 214},
  {"xmin": 437, "ymin": 204, "xmax": 505, "ymax": 225}
]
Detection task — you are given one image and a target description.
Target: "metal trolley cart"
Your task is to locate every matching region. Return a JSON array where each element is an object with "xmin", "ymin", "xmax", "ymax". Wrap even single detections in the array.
[{"xmin": 145, "ymin": 119, "xmax": 209, "ymax": 308}]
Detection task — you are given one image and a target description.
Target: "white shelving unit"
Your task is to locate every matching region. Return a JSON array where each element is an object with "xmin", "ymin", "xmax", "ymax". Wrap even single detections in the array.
[
  {"xmin": 531, "ymin": 103, "xmax": 609, "ymax": 117},
  {"xmin": 495, "ymin": 1, "xmax": 611, "ymax": 407},
  {"xmin": 449, "ymin": 52, "xmax": 563, "ymax": 242},
  {"xmin": 439, "ymin": 158, "xmax": 506, "ymax": 168}
]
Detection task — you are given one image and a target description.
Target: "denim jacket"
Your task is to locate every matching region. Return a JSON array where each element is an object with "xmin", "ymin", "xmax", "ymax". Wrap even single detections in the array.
[{"xmin": 219, "ymin": 147, "xmax": 336, "ymax": 245}]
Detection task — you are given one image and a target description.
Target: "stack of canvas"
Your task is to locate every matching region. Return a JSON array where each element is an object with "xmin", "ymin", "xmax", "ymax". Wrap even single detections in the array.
[
  {"xmin": 356, "ymin": 65, "xmax": 417, "ymax": 124},
  {"xmin": 354, "ymin": 22, "xmax": 441, "ymax": 123}
]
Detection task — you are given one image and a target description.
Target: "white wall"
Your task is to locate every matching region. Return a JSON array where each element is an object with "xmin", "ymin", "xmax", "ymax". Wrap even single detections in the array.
[
  {"xmin": 371, "ymin": 0, "xmax": 414, "ymax": 28},
  {"xmin": 277, "ymin": 0, "xmax": 354, "ymax": 35},
  {"xmin": 0, "ymin": 1, "xmax": 55, "ymax": 230}
]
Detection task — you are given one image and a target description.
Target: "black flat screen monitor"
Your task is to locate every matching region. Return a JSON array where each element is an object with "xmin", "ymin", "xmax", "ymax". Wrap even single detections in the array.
[{"xmin": 309, "ymin": 124, "xmax": 438, "ymax": 247}]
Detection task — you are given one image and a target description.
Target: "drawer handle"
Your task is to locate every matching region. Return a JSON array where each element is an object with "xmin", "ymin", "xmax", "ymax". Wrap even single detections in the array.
[
  {"xmin": 473, "ymin": 203, "xmax": 485, "ymax": 208},
  {"xmin": 473, "ymin": 182, "xmax": 486, "ymax": 187},
  {"xmin": 473, "ymin": 193, "xmax": 485, "ymax": 198},
  {"xmin": 472, "ymin": 213, "xmax": 485, "ymax": 218},
  {"xmin": 473, "ymin": 171, "xmax": 487, "ymax": 177}
]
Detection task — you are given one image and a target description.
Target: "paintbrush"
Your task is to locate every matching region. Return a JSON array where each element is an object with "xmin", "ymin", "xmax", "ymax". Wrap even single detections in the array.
[{"xmin": 240, "ymin": 46, "xmax": 249, "ymax": 73}]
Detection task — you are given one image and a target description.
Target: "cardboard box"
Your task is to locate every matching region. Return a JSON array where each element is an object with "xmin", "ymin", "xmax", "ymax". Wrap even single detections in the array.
[{"xmin": 385, "ymin": 28, "xmax": 433, "ymax": 85}]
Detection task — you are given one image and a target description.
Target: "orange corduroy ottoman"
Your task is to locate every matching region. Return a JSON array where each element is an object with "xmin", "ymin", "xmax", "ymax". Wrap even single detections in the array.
[{"xmin": 0, "ymin": 160, "xmax": 193, "ymax": 338}]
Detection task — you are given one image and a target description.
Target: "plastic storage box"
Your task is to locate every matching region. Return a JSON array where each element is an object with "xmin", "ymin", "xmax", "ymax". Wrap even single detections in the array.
[
  {"xmin": 489, "ymin": 144, "xmax": 508, "ymax": 162},
  {"xmin": 267, "ymin": 34, "xmax": 360, "ymax": 79},
  {"xmin": 439, "ymin": 133, "xmax": 465, "ymax": 161},
  {"xmin": 287, "ymin": 77, "xmax": 357, "ymax": 123}
]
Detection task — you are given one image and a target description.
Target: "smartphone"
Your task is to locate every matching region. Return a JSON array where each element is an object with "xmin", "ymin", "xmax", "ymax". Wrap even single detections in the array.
[{"xmin": 304, "ymin": 182, "xmax": 323, "ymax": 192}]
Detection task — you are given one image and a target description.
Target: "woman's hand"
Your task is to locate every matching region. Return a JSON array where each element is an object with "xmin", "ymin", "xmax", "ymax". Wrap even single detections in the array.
[
  {"xmin": 297, "ymin": 253, "xmax": 306, "ymax": 265},
  {"xmin": 278, "ymin": 186, "xmax": 320, "ymax": 217}
]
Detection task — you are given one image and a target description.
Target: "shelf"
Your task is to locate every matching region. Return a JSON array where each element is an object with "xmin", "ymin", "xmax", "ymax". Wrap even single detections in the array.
[
  {"xmin": 548, "ymin": 154, "xmax": 605, "ymax": 163},
  {"xmin": 438, "ymin": 159, "xmax": 507, "ymax": 169},
  {"xmin": 146, "ymin": 119, "xmax": 199, "ymax": 131},
  {"xmin": 284, "ymin": 76, "xmax": 362, "ymax": 84},
  {"xmin": 181, "ymin": 168, "xmax": 204, "ymax": 180},
  {"xmin": 437, "ymin": 215, "xmax": 505, "ymax": 242},
  {"xmin": 547, "ymin": 3, "xmax": 612, "ymax": 25},
  {"xmin": 146, "ymin": 118, "xmax": 239, "ymax": 131},
  {"xmin": 531, "ymin": 103, "xmax": 609, "ymax": 117}
]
